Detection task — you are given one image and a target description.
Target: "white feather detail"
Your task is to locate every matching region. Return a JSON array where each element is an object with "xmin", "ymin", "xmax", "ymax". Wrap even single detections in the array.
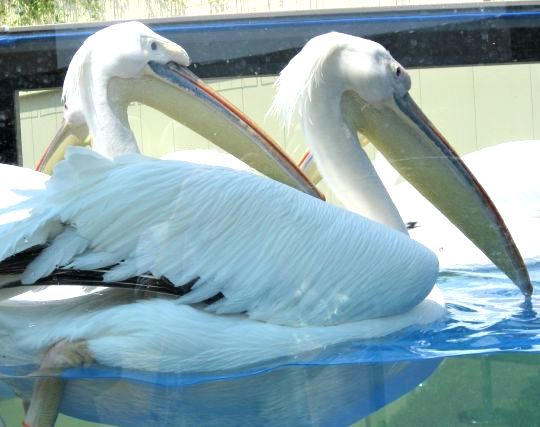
[
  {"xmin": 0, "ymin": 197, "xmax": 61, "ymax": 263},
  {"xmin": 21, "ymin": 227, "xmax": 89, "ymax": 284},
  {"xmin": 0, "ymin": 147, "xmax": 437, "ymax": 327},
  {"xmin": 269, "ymin": 32, "xmax": 380, "ymax": 131},
  {"xmin": 66, "ymin": 251, "xmax": 121, "ymax": 270},
  {"xmin": 0, "ymin": 287, "xmax": 445, "ymax": 373}
]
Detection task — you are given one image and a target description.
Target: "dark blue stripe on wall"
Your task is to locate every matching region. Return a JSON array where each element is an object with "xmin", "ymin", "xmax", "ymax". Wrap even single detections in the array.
[{"xmin": 1, "ymin": 8, "xmax": 540, "ymax": 46}]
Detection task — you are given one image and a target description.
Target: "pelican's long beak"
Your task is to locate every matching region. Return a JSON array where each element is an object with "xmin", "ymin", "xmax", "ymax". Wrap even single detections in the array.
[
  {"xmin": 341, "ymin": 90, "xmax": 532, "ymax": 296},
  {"xmin": 36, "ymin": 122, "xmax": 90, "ymax": 174},
  {"xmin": 37, "ymin": 62, "xmax": 322, "ymax": 200},
  {"xmin": 298, "ymin": 150, "xmax": 322, "ymax": 184}
]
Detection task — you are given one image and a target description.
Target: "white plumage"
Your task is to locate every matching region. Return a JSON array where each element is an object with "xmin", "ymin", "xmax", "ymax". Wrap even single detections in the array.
[
  {"xmin": 4, "ymin": 24, "xmax": 498, "ymax": 427},
  {"xmin": 0, "ymin": 24, "xmax": 449, "ymax": 395},
  {"xmin": 270, "ymin": 33, "xmax": 410, "ymax": 233},
  {"xmin": 1, "ymin": 287, "xmax": 444, "ymax": 373},
  {"xmin": 2, "ymin": 26, "xmax": 533, "ymax": 427},
  {"xmin": 0, "ymin": 26, "xmax": 444, "ymax": 330},
  {"xmin": 1, "ymin": 146, "xmax": 437, "ymax": 326},
  {"xmin": 275, "ymin": 32, "xmax": 530, "ymax": 294}
]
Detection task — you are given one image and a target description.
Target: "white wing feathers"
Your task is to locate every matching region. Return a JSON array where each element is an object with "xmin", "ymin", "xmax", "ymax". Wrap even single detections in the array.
[
  {"xmin": 0, "ymin": 147, "xmax": 437, "ymax": 326},
  {"xmin": 21, "ymin": 227, "xmax": 88, "ymax": 284}
]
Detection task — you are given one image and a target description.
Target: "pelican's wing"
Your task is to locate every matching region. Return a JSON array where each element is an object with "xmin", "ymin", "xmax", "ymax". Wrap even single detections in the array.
[
  {"xmin": 0, "ymin": 164, "xmax": 51, "ymax": 286},
  {"xmin": 0, "ymin": 163, "xmax": 49, "ymax": 210},
  {"xmin": 0, "ymin": 147, "xmax": 437, "ymax": 326}
]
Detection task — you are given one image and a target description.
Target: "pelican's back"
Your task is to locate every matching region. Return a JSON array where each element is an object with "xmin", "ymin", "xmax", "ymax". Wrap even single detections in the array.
[{"xmin": 0, "ymin": 147, "xmax": 438, "ymax": 326}]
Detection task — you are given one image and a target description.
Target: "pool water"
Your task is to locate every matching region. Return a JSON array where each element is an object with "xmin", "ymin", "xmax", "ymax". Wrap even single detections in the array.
[
  {"xmin": 0, "ymin": 262, "xmax": 539, "ymax": 426},
  {"xmin": 356, "ymin": 353, "xmax": 540, "ymax": 427}
]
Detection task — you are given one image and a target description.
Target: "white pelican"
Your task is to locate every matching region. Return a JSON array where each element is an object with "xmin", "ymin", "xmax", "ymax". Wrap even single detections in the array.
[
  {"xmin": 0, "ymin": 22, "xmax": 325, "ymax": 426},
  {"xmin": 270, "ymin": 32, "xmax": 531, "ymax": 295},
  {"xmin": 0, "ymin": 26, "xmax": 529, "ymax": 426}
]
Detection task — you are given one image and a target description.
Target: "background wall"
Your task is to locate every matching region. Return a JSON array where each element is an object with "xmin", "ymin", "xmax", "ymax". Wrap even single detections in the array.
[
  {"xmin": 97, "ymin": 0, "xmax": 536, "ymax": 21},
  {"xmin": 18, "ymin": 62, "xmax": 540, "ymax": 170},
  {"xmin": 1, "ymin": 0, "xmax": 533, "ymax": 27}
]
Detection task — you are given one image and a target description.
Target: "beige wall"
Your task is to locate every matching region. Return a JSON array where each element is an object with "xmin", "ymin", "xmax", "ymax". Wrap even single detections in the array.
[
  {"xmin": 4, "ymin": 0, "xmax": 534, "ymax": 27},
  {"xmin": 18, "ymin": 62, "xmax": 540, "ymax": 171},
  {"xmin": 98, "ymin": 0, "xmax": 540, "ymax": 23}
]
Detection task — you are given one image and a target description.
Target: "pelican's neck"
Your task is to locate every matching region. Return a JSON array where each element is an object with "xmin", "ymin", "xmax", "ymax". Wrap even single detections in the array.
[
  {"xmin": 304, "ymin": 79, "xmax": 407, "ymax": 234},
  {"xmin": 80, "ymin": 62, "xmax": 140, "ymax": 158}
]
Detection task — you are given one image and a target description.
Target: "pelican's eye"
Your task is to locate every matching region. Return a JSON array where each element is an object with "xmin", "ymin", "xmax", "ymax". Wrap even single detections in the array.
[
  {"xmin": 150, "ymin": 41, "xmax": 158, "ymax": 51},
  {"xmin": 395, "ymin": 66, "xmax": 401, "ymax": 77}
]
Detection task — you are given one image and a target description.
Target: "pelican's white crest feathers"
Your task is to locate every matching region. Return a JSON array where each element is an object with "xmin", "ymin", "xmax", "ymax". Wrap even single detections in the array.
[{"xmin": 269, "ymin": 32, "xmax": 348, "ymax": 130}]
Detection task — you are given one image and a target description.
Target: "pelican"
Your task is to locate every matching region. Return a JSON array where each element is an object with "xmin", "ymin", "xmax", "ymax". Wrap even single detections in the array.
[
  {"xmin": 0, "ymin": 26, "xmax": 530, "ymax": 426},
  {"xmin": 270, "ymin": 32, "xmax": 531, "ymax": 294}
]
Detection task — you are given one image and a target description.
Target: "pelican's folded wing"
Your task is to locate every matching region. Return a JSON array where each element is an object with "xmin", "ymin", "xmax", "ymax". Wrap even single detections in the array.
[{"xmin": 2, "ymin": 147, "xmax": 437, "ymax": 326}]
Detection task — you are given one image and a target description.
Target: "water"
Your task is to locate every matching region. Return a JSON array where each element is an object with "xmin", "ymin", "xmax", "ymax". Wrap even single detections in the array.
[{"xmin": 1, "ymin": 263, "xmax": 540, "ymax": 426}]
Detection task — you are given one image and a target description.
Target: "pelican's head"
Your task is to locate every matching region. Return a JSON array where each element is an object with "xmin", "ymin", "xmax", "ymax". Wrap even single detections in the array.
[
  {"xmin": 331, "ymin": 35, "xmax": 411, "ymax": 104},
  {"xmin": 272, "ymin": 32, "xmax": 532, "ymax": 295},
  {"xmin": 91, "ymin": 21, "xmax": 190, "ymax": 78},
  {"xmin": 271, "ymin": 33, "xmax": 412, "ymax": 129},
  {"xmin": 38, "ymin": 22, "xmax": 320, "ymax": 199},
  {"xmin": 69, "ymin": 21, "xmax": 188, "ymax": 82},
  {"xmin": 62, "ymin": 22, "xmax": 189, "ymax": 124}
]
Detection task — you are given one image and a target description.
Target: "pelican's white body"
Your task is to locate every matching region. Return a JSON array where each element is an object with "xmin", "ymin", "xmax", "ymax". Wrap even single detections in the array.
[
  {"xmin": 0, "ymin": 148, "xmax": 438, "ymax": 327},
  {"xmin": 0, "ymin": 154, "xmax": 444, "ymax": 382},
  {"xmin": 0, "ymin": 145, "xmax": 443, "ymax": 377},
  {"xmin": 0, "ymin": 27, "xmax": 448, "ymax": 403},
  {"xmin": 0, "ymin": 284, "xmax": 444, "ymax": 373},
  {"xmin": 0, "ymin": 155, "xmax": 444, "ymax": 374}
]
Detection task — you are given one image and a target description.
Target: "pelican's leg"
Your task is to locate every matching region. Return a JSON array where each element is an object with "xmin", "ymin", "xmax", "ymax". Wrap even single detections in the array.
[{"xmin": 23, "ymin": 339, "xmax": 93, "ymax": 427}]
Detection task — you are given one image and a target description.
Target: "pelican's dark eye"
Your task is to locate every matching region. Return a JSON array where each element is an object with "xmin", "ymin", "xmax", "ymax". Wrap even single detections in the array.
[
  {"xmin": 150, "ymin": 42, "xmax": 157, "ymax": 51},
  {"xmin": 395, "ymin": 66, "xmax": 401, "ymax": 77}
]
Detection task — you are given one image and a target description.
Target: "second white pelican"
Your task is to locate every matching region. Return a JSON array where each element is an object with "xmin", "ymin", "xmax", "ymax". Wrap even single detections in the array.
[{"xmin": 270, "ymin": 32, "xmax": 531, "ymax": 295}]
